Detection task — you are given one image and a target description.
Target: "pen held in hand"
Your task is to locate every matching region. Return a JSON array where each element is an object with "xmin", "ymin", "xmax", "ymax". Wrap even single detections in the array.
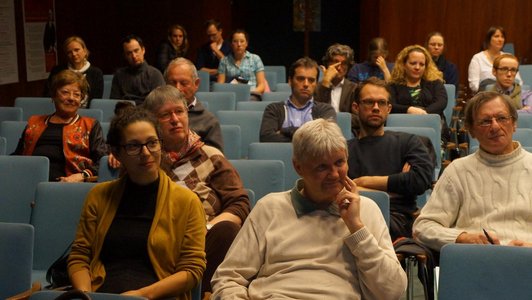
[{"xmin": 483, "ymin": 228, "xmax": 495, "ymax": 244}]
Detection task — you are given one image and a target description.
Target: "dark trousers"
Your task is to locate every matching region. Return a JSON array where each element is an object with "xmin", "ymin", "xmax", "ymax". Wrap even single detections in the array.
[{"xmin": 202, "ymin": 220, "xmax": 241, "ymax": 294}]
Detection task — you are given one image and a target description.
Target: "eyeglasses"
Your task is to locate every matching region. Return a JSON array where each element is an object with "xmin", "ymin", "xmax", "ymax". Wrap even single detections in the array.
[
  {"xmin": 158, "ymin": 108, "xmax": 187, "ymax": 121},
  {"xmin": 121, "ymin": 139, "xmax": 162, "ymax": 156},
  {"xmin": 495, "ymin": 67, "xmax": 519, "ymax": 74},
  {"xmin": 58, "ymin": 89, "xmax": 82, "ymax": 100},
  {"xmin": 476, "ymin": 115, "xmax": 513, "ymax": 127},
  {"xmin": 359, "ymin": 99, "xmax": 390, "ymax": 108}
]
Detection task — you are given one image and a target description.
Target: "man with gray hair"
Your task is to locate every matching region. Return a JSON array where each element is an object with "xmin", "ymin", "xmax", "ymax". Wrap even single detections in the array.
[
  {"xmin": 212, "ymin": 119, "xmax": 406, "ymax": 299},
  {"xmin": 165, "ymin": 57, "xmax": 223, "ymax": 151},
  {"xmin": 414, "ymin": 91, "xmax": 532, "ymax": 250}
]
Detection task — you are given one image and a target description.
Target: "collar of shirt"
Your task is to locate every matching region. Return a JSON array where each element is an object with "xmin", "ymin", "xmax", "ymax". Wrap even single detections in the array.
[
  {"xmin": 188, "ymin": 97, "xmax": 197, "ymax": 110},
  {"xmin": 286, "ymin": 98, "xmax": 314, "ymax": 110},
  {"xmin": 497, "ymin": 84, "xmax": 515, "ymax": 95},
  {"xmin": 290, "ymin": 179, "xmax": 340, "ymax": 217}
]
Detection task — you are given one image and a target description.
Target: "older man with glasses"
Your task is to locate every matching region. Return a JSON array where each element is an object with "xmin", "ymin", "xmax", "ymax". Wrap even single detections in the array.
[
  {"xmin": 347, "ymin": 77, "xmax": 434, "ymax": 241},
  {"xmin": 414, "ymin": 91, "xmax": 532, "ymax": 250}
]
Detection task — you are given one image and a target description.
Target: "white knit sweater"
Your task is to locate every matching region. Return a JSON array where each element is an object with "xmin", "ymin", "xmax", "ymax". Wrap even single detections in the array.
[{"xmin": 414, "ymin": 143, "xmax": 532, "ymax": 250}]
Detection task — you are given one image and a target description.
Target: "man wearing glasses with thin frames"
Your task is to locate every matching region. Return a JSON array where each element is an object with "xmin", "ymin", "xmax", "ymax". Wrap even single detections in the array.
[{"xmin": 414, "ymin": 91, "xmax": 532, "ymax": 249}]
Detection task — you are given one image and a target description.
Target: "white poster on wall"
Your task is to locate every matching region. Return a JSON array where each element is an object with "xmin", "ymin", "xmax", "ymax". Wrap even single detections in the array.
[
  {"xmin": 23, "ymin": 0, "xmax": 56, "ymax": 82},
  {"xmin": 0, "ymin": 0, "xmax": 19, "ymax": 85}
]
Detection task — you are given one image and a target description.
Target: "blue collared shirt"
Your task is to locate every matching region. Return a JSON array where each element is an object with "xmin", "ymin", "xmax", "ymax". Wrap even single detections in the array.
[
  {"xmin": 283, "ymin": 98, "xmax": 314, "ymax": 129},
  {"xmin": 218, "ymin": 50, "xmax": 264, "ymax": 87}
]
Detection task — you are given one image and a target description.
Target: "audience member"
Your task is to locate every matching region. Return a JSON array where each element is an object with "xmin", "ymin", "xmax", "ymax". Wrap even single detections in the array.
[
  {"xmin": 196, "ymin": 19, "xmax": 231, "ymax": 83},
  {"xmin": 110, "ymin": 34, "xmax": 165, "ymax": 105},
  {"xmin": 468, "ymin": 26, "xmax": 523, "ymax": 93},
  {"xmin": 347, "ymin": 77, "xmax": 434, "ymax": 241},
  {"xmin": 426, "ymin": 32, "xmax": 459, "ymax": 91},
  {"xmin": 68, "ymin": 106, "xmax": 206, "ymax": 299},
  {"xmin": 164, "ymin": 58, "xmax": 223, "ymax": 151},
  {"xmin": 155, "ymin": 24, "xmax": 189, "ymax": 73},
  {"xmin": 217, "ymin": 29, "xmax": 266, "ymax": 101},
  {"xmin": 44, "ymin": 36, "xmax": 103, "ymax": 107},
  {"xmin": 315, "ymin": 44, "xmax": 357, "ymax": 111},
  {"xmin": 143, "ymin": 86, "xmax": 250, "ymax": 298},
  {"xmin": 13, "ymin": 70, "xmax": 107, "ymax": 182},
  {"xmin": 413, "ymin": 91, "xmax": 532, "ymax": 250},
  {"xmin": 212, "ymin": 118, "xmax": 407, "ymax": 299},
  {"xmin": 260, "ymin": 57, "xmax": 336, "ymax": 142},
  {"xmin": 389, "ymin": 45, "xmax": 448, "ymax": 141},
  {"xmin": 347, "ymin": 37, "xmax": 393, "ymax": 83},
  {"xmin": 488, "ymin": 54, "xmax": 532, "ymax": 111}
]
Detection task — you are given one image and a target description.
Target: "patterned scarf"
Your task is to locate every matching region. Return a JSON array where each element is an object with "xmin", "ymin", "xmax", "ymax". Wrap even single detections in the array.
[{"xmin": 166, "ymin": 130, "xmax": 204, "ymax": 165}]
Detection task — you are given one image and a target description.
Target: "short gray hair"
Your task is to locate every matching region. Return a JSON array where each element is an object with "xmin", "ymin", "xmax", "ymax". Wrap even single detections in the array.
[
  {"xmin": 292, "ymin": 119, "xmax": 347, "ymax": 163},
  {"xmin": 464, "ymin": 91, "xmax": 518, "ymax": 131},
  {"xmin": 164, "ymin": 57, "xmax": 198, "ymax": 82},
  {"xmin": 143, "ymin": 85, "xmax": 188, "ymax": 114}
]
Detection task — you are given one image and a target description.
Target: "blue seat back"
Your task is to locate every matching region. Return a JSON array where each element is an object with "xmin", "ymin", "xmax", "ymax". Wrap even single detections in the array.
[
  {"xmin": 517, "ymin": 113, "xmax": 532, "ymax": 128},
  {"xmin": 78, "ymin": 108, "xmax": 104, "ymax": 122},
  {"xmin": 264, "ymin": 65, "xmax": 287, "ymax": 83},
  {"xmin": 248, "ymin": 142, "xmax": 294, "ymax": 190},
  {"xmin": 438, "ymin": 244, "xmax": 532, "ymax": 300},
  {"xmin": 15, "ymin": 97, "xmax": 55, "ymax": 120},
  {"xmin": 275, "ymin": 83, "xmax": 291, "ymax": 92},
  {"xmin": 90, "ymin": 99, "xmax": 136, "ymax": 122},
  {"xmin": 212, "ymin": 83, "xmax": 251, "ymax": 102},
  {"xmin": 196, "ymin": 92, "xmax": 237, "ymax": 114},
  {"xmin": 0, "ymin": 136, "xmax": 6, "ymax": 155},
  {"xmin": 262, "ymin": 92, "xmax": 290, "ymax": 102},
  {"xmin": 0, "ymin": 120, "xmax": 27, "ymax": 154},
  {"xmin": 0, "ymin": 106, "xmax": 23, "ymax": 130},
  {"xmin": 264, "ymin": 71, "xmax": 278, "ymax": 91},
  {"xmin": 220, "ymin": 125, "xmax": 241, "ymax": 159},
  {"xmin": 0, "ymin": 222, "xmax": 34, "ymax": 299},
  {"xmin": 236, "ymin": 101, "xmax": 277, "ymax": 111},
  {"xmin": 30, "ymin": 182, "xmax": 96, "ymax": 277},
  {"xmin": 359, "ymin": 191, "xmax": 390, "ymax": 227},
  {"xmin": 97, "ymin": 155, "xmax": 120, "ymax": 182},
  {"xmin": 0, "ymin": 156, "xmax": 49, "ymax": 223},
  {"xmin": 337, "ymin": 112, "xmax": 353, "ymax": 139},
  {"xmin": 519, "ymin": 64, "xmax": 532, "ymax": 87},
  {"xmin": 217, "ymin": 111, "xmax": 263, "ymax": 158},
  {"xmin": 443, "ymin": 84, "xmax": 456, "ymax": 125},
  {"xmin": 229, "ymin": 159, "xmax": 285, "ymax": 204},
  {"xmin": 198, "ymin": 70, "xmax": 211, "ymax": 92}
]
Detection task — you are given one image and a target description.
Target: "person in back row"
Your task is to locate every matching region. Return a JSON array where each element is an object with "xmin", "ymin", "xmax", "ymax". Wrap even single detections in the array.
[
  {"xmin": 110, "ymin": 34, "xmax": 165, "ymax": 105},
  {"xmin": 212, "ymin": 119, "xmax": 407, "ymax": 299},
  {"xmin": 347, "ymin": 77, "xmax": 434, "ymax": 241},
  {"xmin": 143, "ymin": 85, "xmax": 250, "ymax": 298},
  {"xmin": 44, "ymin": 36, "xmax": 103, "ymax": 107},
  {"xmin": 165, "ymin": 57, "xmax": 224, "ymax": 151},
  {"xmin": 196, "ymin": 19, "xmax": 231, "ymax": 83},
  {"xmin": 347, "ymin": 37, "xmax": 393, "ymax": 83},
  {"xmin": 260, "ymin": 57, "xmax": 336, "ymax": 142},
  {"xmin": 487, "ymin": 53, "xmax": 532, "ymax": 111}
]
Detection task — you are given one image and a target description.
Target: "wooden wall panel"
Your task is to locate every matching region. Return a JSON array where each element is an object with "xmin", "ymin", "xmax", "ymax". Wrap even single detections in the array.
[{"xmin": 361, "ymin": 0, "xmax": 532, "ymax": 87}]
